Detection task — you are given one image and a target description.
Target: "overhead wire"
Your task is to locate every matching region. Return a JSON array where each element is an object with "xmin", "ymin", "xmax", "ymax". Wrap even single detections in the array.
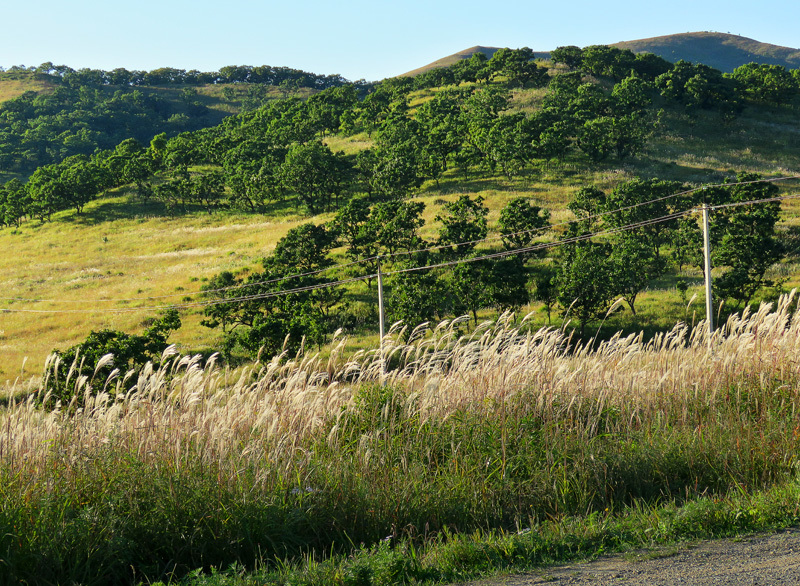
[
  {"xmin": 378, "ymin": 175, "xmax": 800, "ymax": 262},
  {"xmin": 0, "ymin": 257, "xmax": 369, "ymax": 304},
  {"xmin": 2, "ymin": 275, "xmax": 376, "ymax": 314},
  {"xmin": 4, "ymin": 182, "xmax": 800, "ymax": 313},
  {"xmin": 0, "ymin": 206, "xmax": 705, "ymax": 313}
]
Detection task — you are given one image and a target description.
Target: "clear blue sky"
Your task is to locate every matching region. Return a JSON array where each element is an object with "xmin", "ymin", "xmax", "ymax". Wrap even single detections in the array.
[{"xmin": 1, "ymin": 0, "xmax": 797, "ymax": 81}]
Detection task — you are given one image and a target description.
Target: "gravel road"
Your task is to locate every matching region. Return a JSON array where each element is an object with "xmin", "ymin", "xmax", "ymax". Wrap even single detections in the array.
[{"xmin": 461, "ymin": 528, "xmax": 800, "ymax": 585}]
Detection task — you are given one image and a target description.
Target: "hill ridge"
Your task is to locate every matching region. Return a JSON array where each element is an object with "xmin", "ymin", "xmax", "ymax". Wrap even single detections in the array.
[
  {"xmin": 613, "ymin": 31, "xmax": 800, "ymax": 72},
  {"xmin": 404, "ymin": 32, "xmax": 800, "ymax": 77}
]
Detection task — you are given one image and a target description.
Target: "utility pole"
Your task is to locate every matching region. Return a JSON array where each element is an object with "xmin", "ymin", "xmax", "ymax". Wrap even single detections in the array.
[
  {"xmin": 376, "ymin": 256, "xmax": 386, "ymax": 378},
  {"xmin": 702, "ymin": 204, "xmax": 715, "ymax": 337}
]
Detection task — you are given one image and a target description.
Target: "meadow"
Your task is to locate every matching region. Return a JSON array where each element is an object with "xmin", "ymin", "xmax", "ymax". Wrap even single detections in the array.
[{"xmin": 2, "ymin": 93, "xmax": 800, "ymax": 386}]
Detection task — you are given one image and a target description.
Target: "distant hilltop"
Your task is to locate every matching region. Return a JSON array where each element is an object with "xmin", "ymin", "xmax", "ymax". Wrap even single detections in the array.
[
  {"xmin": 403, "ymin": 32, "xmax": 800, "ymax": 76},
  {"xmin": 614, "ymin": 32, "xmax": 800, "ymax": 72}
]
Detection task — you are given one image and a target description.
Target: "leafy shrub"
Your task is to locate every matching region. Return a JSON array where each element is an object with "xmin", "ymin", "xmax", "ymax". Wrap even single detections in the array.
[{"xmin": 39, "ymin": 309, "xmax": 181, "ymax": 407}]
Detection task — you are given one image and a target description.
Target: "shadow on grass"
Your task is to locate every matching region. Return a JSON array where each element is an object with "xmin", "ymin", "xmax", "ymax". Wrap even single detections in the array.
[{"xmin": 56, "ymin": 192, "xmax": 310, "ymax": 227}]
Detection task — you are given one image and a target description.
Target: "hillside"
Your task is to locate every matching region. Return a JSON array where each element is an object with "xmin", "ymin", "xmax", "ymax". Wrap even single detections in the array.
[
  {"xmin": 614, "ymin": 32, "xmax": 800, "ymax": 72},
  {"xmin": 400, "ymin": 46, "xmax": 503, "ymax": 76},
  {"xmin": 404, "ymin": 32, "xmax": 800, "ymax": 78},
  {"xmin": 3, "ymin": 46, "xmax": 800, "ymax": 586},
  {"xmin": 2, "ymin": 44, "xmax": 800, "ymax": 381}
]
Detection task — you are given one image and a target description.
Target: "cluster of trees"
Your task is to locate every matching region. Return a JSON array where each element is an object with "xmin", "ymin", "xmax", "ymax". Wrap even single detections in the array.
[
  {"xmin": 197, "ymin": 172, "xmax": 783, "ymax": 358},
  {"xmin": 1, "ymin": 137, "xmax": 159, "ymax": 224},
  {"xmin": 5, "ymin": 43, "xmax": 800, "ymax": 229},
  {"xmin": 0, "ymin": 65, "xmax": 657, "ymax": 226},
  {"xmin": 0, "ymin": 85, "xmax": 212, "ymax": 173},
  {"xmin": 556, "ymin": 173, "xmax": 782, "ymax": 332},
  {"xmin": 43, "ymin": 169, "xmax": 786, "ymax": 371},
  {"xmin": 551, "ymin": 45, "xmax": 800, "ymax": 116},
  {"xmin": 409, "ymin": 47, "xmax": 550, "ymax": 90},
  {"xmin": 1, "ymin": 62, "xmax": 356, "ymax": 90},
  {"xmin": 199, "ymin": 194, "xmax": 548, "ymax": 357},
  {"xmin": 729, "ymin": 62, "xmax": 800, "ymax": 104}
]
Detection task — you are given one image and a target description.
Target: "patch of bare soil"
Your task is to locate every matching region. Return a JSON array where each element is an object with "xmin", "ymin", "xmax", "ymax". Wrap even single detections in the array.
[{"xmin": 462, "ymin": 528, "xmax": 800, "ymax": 585}]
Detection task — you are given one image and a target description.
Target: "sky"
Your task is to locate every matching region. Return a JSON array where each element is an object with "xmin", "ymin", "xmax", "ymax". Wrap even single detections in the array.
[{"xmin": 1, "ymin": 0, "xmax": 798, "ymax": 81}]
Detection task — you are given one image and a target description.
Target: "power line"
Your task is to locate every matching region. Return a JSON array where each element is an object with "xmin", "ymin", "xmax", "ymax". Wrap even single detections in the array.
[
  {"xmin": 378, "ymin": 175, "xmax": 800, "ymax": 262},
  {"xmin": 1, "ymin": 274, "xmax": 376, "ymax": 314},
  {"xmin": 0, "ymin": 207, "xmax": 699, "ymax": 314},
  {"xmin": 387, "ymin": 191, "xmax": 800, "ymax": 277},
  {"xmin": 4, "ymin": 182, "xmax": 799, "ymax": 312},
  {"xmin": 387, "ymin": 210, "xmax": 693, "ymax": 276}
]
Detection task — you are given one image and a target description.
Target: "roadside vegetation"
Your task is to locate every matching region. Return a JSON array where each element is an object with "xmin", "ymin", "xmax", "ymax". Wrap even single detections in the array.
[{"xmin": 4, "ymin": 298, "xmax": 800, "ymax": 584}]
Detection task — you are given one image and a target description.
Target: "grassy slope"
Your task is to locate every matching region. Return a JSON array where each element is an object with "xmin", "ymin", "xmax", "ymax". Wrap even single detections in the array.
[
  {"xmin": 400, "ymin": 32, "xmax": 800, "ymax": 79},
  {"xmin": 614, "ymin": 32, "xmax": 800, "ymax": 72},
  {"xmin": 2, "ymin": 86, "xmax": 800, "ymax": 386},
  {"xmin": 0, "ymin": 75, "xmax": 57, "ymax": 102}
]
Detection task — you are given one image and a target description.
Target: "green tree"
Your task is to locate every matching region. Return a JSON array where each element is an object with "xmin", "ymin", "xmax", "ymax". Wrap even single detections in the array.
[
  {"xmin": 556, "ymin": 238, "xmax": 616, "ymax": 336},
  {"xmin": 448, "ymin": 259, "xmax": 491, "ymax": 324},
  {"xmin": 609, "ymin": 233, "xmax": 661, "ymax": 315},
  {"xmin": 578, "ymin": 114, "xmax": 648, "ymax": 162},
  {"xmin": 488, "ymin": 47, "xmax": 548, "ymax": 87},
  {"xmin": 306, "ymin": 84, "xmax": 359, "ymax": 136},
  {"xmin": 369, "ymin": 199, "xmax": 427, "ymax": 256},
  {"xmin": 42, "ymin": 310, "xmax": 181, "ymax": 406},
  {"xmin": 451, "ymin": 52, "xmax": 491, "ymax": 84},
  {"xmin": 712, "ymin": 173, "xmax": 784, "ymax": 308},
  {"xmin": 436, "ymin": 195, "xmax": 489, "ymax": 257},
  {"xmin": 580, "ymin": 45, "xmax": 636, "ymax": 81},
  {"xmin": 550, "ymin": 46, "xmax": 583, "ymax": 70},
  {"xmin": 279, "ymin": 141, "xmax": 351, "ymax": 213},
  {"xmin": 729, "ymin": 62, "xmax": 799, "ymax": 104},
  {"xmin": 0, "ymin": 178, "xmax": 28, "ymax": 226},
  {"xmin": 201, "ymin": 223, "xmax": 341, "ymax": 359},
  {"xmin": 415, "ymin": 88, "xmax": 469, "ymax": 184},
  {"xmin": 533, "ymin": 265, "xmax": 558, "ymax": 324},
  {"xmin": 497, "ymin": 197, "xmax": 551, "ymax": 255},
  {"xmin": 369, "ymin": 113, "xmax": 425, "ymax": 199},
  {"xmin": 486, "ymin": 256, "xmax": 530, "ymax": 312},
  {"xmin": 388, "ymin": 269, "xmax": 449, "ymax": 328},
  {"xmin": 486, "ymin": 112, "xmax": 532, "ymax": 178},
  {"xmin": 611, "ymin": 73, "xmax": 653, "ymax": 113}
]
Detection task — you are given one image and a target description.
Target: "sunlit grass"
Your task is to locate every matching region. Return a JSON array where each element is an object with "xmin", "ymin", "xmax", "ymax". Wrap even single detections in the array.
[
  {"xmin": 4, "ymin": 295, "xmax": 800, "ymax": 582},
  {"xmin": 3, "ymin": 92, "xmax": 800, "ymax": 387}
]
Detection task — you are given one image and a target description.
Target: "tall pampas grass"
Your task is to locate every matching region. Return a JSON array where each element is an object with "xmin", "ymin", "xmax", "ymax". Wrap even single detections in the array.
[{"xmin": 3, "ymin": 292, "xmax": 800, "ymax": 583}]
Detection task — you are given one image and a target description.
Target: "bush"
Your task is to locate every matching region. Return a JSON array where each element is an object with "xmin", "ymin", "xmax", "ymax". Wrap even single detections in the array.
[{"xmin": 39, "ymin": 309, "xmax": 181, "ymax": 407}]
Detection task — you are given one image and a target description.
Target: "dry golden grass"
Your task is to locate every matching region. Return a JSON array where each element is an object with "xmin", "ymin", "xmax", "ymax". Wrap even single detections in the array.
[
  {"xmin": 0, "ymin": 193, "xmax": 313, "ymax": 383},
  {"xmin": 5, "ymin": 292, "xmax": 800, "ymax": 487},
  {"xmin": 0, "ymin": 77, "xmax": 56, "ymax": 103}
]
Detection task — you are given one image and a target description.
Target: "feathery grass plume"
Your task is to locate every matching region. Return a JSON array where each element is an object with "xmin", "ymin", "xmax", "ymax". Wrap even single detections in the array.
[{"xmin": 2, "ymin": 291, "xmax": 800, "ymax": 583}]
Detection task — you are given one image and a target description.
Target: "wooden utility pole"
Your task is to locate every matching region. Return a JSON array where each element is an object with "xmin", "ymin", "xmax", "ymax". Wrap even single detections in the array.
[
  {"xmin": 702, "ymin": 204, "xmax": 715, "ymax": 337},
  {"xmin": 376, "ymin": 256, "xmax": 386, "ymax": 378}
]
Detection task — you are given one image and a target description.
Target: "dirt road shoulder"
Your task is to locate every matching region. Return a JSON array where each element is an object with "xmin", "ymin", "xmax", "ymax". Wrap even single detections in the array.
[{"xmin": 462, "ymin": 528, "xmax": 800, "ymax": 585}]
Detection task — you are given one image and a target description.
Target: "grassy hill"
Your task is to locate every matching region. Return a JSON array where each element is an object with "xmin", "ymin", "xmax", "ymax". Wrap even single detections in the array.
[
  {"xmin": 404, "ymin": 32, "xmax": 800, "ymax": 78},
  {"xmin": 614, "ymin": 32, "xmax": 800, "ymax": 72},
  {"xmin": 400, "ymin": 46, "xmax": 503, "ymax": 76},
  {"xmin": 3, "ymin": 42, "xmax": 800, "ymax": 383},
  {"xmin": 2, "ymin": 86, "xmax": 799, "ymax": 382}
]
